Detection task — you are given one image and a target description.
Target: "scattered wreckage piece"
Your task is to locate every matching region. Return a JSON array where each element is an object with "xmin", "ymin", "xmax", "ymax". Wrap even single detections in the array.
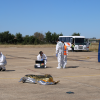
[{"xmin": 19, "ymin": 74, "xmax": 60, "ymax": 85}]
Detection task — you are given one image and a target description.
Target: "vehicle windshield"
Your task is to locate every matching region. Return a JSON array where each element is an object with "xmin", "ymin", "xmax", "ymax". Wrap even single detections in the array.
[
  {"xmin": 59, "ymin": 37, "xmax": 72, "ymax": 42},
  {"xmin": 75, "ymin": 38, "xmax": 86, "ymax": 45}
]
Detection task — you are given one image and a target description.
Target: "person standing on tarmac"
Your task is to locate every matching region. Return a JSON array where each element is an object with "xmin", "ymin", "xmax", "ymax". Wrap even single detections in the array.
[
  {"xmin": 71, "ymin": 43, "xmax": 75, "ymax": 52},
  {"xmin": 63, "ymin": 43, "xmax": 68, "ymax": 69},
  {"xmin": 56, "ymin": 39, "xmax": 64, "ymax": 69}
]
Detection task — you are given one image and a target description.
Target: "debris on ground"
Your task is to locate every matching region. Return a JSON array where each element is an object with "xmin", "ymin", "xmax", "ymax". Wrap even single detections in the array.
[{"xmin": 19, "ymin": 74, "xmax": 60, "ymax": 85}]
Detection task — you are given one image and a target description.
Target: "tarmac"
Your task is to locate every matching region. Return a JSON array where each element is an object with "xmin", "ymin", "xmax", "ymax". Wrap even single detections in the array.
[{"xmin": 0, "ymin": 47, "xmax": 100, "ymax": 100}]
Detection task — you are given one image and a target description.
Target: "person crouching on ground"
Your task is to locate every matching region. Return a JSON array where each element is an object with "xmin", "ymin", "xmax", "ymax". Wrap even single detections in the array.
[
  {"xmin": 0, "ymin": 52, "xmax": 7, "ymax": 71},
  {"xmin": 37, "ymin": 51, "xmax": 47, "ymax": 68}
]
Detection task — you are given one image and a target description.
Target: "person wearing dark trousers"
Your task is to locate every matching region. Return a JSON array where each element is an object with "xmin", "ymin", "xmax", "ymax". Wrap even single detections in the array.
[{"xmin": 71, "ymin": 43, "xmax": 75, "ymax": 52}]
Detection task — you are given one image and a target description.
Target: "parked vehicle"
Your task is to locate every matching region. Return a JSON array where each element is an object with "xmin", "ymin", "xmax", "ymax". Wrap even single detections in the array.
[{"xmin": 59, "ymin": 36, "xmax": 90, "ymax": 51}]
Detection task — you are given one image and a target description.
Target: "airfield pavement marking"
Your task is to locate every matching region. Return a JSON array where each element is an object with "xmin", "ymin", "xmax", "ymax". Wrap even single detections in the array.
[
  {"xmin": 63, "ymin": 78, "xmax": 100, "ymax": 90},
  {"xmin": 0, "ymin": 78, "xmax": 20, "ymax": 79},
  {"xmin": 56, "ymin": 74, "xmax": 100, "ymax": 78},
  {"xmin": 0, "ymin": 74, "xmax": 100, "ymax": 80}
]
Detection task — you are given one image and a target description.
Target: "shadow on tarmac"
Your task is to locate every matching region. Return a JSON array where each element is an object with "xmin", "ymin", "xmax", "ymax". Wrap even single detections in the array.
[
  {"xmin": 5, "ymin": 70, "xmax": 15, "ymax": 72},
  {"xmin": 69, "ymin": 50, "xmax": 92, "ymax": 52},
  {"xmin": 0, "ymin": 70, "xmax": 15, "ymax": 72},
  {"xmin": 66, "ymin": 66, "xmax": 79, "ymax": 68},
  {"xmin": 46, "ymin": 66, "xmax": 53, "ymax": 68}
]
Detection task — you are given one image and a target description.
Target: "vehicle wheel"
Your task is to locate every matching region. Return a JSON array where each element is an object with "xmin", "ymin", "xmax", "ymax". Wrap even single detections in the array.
[{"xmin": 2, "ymin": 69, "xmax": 6, "ymax": 71}]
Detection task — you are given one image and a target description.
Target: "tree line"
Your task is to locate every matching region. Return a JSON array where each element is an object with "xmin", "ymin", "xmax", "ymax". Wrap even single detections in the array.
[{"xmin": 0, "ymin": 31, "xmax": 63, "ymax": 44}]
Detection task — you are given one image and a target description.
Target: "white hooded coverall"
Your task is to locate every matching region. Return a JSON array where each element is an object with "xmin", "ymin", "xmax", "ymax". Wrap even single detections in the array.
[
  {"xmin": 0, "ymin": 52, "xmax": 7, "ymax": 70},
  {"xmin": 37, "ymin": 54, "xmax": 47, "ymax": 67},
  {"xmin": 56, "ymin": 41, "xmax": 64, "ymax": 68}
]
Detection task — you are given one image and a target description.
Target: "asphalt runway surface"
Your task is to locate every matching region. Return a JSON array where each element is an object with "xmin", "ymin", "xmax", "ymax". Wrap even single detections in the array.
[{"xmin": 0, "ymin": 47, "xmax": 100, "ymax": 100}]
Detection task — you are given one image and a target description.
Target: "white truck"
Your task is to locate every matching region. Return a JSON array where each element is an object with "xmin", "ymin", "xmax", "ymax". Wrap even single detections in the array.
[{"xmin": 59, "ymin": 36, "xmax": 90, "ymax": 51}]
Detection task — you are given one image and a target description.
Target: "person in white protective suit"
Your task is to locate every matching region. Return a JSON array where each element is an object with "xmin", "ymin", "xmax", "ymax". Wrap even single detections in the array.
[
  {"xmin": 37, "ymin": 51, "xmax": 47, "ymax": 68},
  {"xmin": 0, "ymin": 52, "xmax": 7, "ymax": 71},
  {"xmin": 56, "ymin": 39, "xmax": 64, "ymax": 69}
]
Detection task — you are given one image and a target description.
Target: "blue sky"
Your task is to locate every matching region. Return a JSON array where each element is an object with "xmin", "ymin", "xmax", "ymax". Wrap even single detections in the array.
[{"xmin": 0, "ymin": 0, "xmax": 100, "ymax": 38}]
